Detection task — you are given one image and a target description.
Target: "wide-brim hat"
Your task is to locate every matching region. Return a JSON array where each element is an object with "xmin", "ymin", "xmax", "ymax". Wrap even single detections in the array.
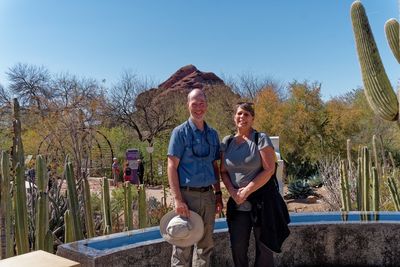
[{"xmin": 160, "ymin": 210, "xmax": 204, "ymax": 247}]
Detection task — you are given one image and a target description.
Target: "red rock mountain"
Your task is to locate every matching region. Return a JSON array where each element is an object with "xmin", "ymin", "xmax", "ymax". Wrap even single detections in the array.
[{"xmin": 158, "ymin": 64, "xmax": 225, "ymax": 92}]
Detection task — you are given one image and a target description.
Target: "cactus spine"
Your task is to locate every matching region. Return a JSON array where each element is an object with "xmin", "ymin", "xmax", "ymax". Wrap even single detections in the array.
[
  {"xmin": 83, "ymin": 178, "xmax": 94, "ymax": 238},
  {"xmin": 123, "ymin": 182, "xmax": 133, "ymax": 231},
  {"xmin": 102, "ymin": 178, "xmax": 112, "ymax": 234},
  {"xmin": 351, "ymin": 1, "xmax": 399, "ymax": 123},
  {"xmin": 65, "ymin": 161, "xmax": 83, "ymax": 241},
  {"xmin": 35, "ymin": 155, "xmax": 50, "ymax": 251},
  {"xmin": 0, "ymin": 151, "xmax": 14, "ymax": 258},
  {"xmin": 138, "ymin": 185, "xmax": 147, "ymax": 228}
]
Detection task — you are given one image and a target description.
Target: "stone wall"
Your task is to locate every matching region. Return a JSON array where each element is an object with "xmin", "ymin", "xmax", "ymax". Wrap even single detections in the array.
[{"xmin": 57, "ymin": 221, "xmax": 400, "ymax": 267}]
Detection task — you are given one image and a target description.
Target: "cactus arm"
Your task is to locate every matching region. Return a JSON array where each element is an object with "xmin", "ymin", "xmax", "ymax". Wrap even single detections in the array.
[
  {"xmin": 351, "ymin": 1, "xmax": 398, "ymax": 121},
  {"xmin": 384, "ymin": 18, "xmax": 400, "ymax": 63}
]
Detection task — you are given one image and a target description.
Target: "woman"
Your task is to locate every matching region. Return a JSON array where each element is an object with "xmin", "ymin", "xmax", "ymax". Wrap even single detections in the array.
[{"xmin": 220, "ymin": 102, "xmax": 289, "ymax": 267}]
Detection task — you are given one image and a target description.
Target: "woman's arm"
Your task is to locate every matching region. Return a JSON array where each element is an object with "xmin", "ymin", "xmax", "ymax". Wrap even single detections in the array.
[
  {"xmin": 220, "ymin": 152, "xmax": 240, "ymax": 204},
  {"xmin": 237, "ymin": 146, "xmax": 276, "ymax": 201}
]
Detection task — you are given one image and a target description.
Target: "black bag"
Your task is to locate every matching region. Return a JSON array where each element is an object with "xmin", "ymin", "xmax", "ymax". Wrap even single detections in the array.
[{"xmin": 125, "ymin": 167, "xmax": 132, "ymax": 176}]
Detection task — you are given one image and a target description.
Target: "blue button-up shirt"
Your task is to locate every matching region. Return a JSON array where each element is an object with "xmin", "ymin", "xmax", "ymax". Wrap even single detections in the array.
[{"xmin": 167, "ymin": 119, "xmax": 220, "ymax": 187}]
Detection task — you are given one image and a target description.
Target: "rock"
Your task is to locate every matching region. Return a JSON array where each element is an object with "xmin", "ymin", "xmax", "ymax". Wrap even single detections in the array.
[
  {"xmin": 306, "ymin": 195, "xmax": 318, "ymax": 204},
  {"xmin": 158, "ymin": 64, "xmax": 225, "ymax": 92}
]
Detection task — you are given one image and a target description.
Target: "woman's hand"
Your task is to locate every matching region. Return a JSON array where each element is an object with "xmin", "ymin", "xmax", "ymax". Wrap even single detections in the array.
[{"xmin": 236, "ymin": 187, "xmax": 250, "ymax": 204}]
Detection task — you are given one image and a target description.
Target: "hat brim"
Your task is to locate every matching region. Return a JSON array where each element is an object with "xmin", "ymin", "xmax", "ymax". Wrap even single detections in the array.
[{"xmin": 160, "ymin": 210, "xmax": 204, "ymax": 247}]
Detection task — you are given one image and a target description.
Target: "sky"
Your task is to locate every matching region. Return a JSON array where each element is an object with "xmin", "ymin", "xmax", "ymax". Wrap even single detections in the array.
[{"xmin": 0, "ymin": 0, "xmax": 398, "ymax": 100}]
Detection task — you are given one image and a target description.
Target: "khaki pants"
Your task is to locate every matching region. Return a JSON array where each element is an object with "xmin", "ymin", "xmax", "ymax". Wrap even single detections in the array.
[{"xmin": 171, "ymin": 190, "xmax": 216, "ymax": 267}]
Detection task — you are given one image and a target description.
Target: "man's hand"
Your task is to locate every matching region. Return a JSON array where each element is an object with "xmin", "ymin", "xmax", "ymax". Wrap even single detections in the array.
[
  {"xmin": 175, "ymin": 198, "xmax": 190, "ymax": 218},
  {"xmin": 215, "ymin": 195, "xmax": 223, "ymax": 213}
]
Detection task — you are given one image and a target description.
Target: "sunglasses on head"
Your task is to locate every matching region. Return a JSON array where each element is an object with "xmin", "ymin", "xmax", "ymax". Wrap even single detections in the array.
[{"xmin": 236, "ymin": 101, "xmax": 254, "ymax": 106}]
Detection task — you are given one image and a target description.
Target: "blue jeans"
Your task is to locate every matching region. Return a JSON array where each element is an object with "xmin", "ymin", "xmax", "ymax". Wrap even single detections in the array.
[{"xmin": 227, "ymin": 200, "xmax": 274, "ymax": 267}]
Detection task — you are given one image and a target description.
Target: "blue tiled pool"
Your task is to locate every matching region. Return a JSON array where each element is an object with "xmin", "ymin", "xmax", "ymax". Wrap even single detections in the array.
[{"xmin": 85, "ymin": 212, "xmax": 400, "ymax": 251}]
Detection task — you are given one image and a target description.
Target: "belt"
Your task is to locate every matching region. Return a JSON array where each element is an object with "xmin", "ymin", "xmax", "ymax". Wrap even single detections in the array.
[{"xmin": 180, "ymin": 185, "xmax": 212, "ymax": 192}]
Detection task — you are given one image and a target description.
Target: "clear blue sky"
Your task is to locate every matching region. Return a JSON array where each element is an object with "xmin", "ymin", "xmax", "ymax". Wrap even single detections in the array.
[{"xmin": 0, "ymin": 0, "xmax": 398, "ymax": 100}]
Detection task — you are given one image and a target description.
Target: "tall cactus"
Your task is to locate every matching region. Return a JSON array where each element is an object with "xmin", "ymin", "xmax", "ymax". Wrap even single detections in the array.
[
  {"xmin": 123, "ymin": 182, "xmax": 133, "ymax": 231},
  {"xmin": 102, "ymin": 177, "xmax": 112, "ymax": 234},
  {"xmin": 14, "ymin": 162, "xmax": 29, "ymax": 254},
  {"xmin": 371, "ymin": 166, "xmax": 379, "ymax": 212},
  {"xmin": 362, "ymin": 146, "xmax": 370, "ymax": 212},
  {"xmin": 65, "ymin": 161, "xmax": 83, "ymax": 241},
  {"xmin": 83, "ymin": 178, "xmax": 94, "ymax": 238},
  {"xmin": 339, "ymin": 160, "xmax": 351, "ymax": 211},
  {"xmin": 351, "ymin": 1, "xmax": 399, "ymax": 123},
  {"xmin": 64, "ymin": 210, "xmax": 74, "ymax": 243},
  {"xmin": 138, "ymin": 185, "xmax": 147, "ymax": 228},
  {"xmin": 35, "ymin": 155, "xmax": 50, "ymax": 251},
  {"xmin": 11, "ymin": 98, "xmax": 30, "ymax": 255},
  {"xmin": 0, "ymin": 151, "xmax": 14, "ymax": 258}
]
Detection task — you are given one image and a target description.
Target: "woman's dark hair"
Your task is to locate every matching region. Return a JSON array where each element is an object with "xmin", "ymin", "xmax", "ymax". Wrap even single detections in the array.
[{"xmin": 236, "ymin": 102, "xmax": 255, "ymax": 117}]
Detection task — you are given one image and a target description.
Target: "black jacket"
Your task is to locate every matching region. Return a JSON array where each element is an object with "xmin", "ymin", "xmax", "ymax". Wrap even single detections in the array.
[{"xmin": 227, "ymin": 176, "xmax": 290, "ymax": 253}]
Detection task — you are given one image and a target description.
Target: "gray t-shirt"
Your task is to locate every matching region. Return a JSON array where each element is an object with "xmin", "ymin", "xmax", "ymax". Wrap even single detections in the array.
[{"xmin": 221, "ymin": 130, "xmax": 274, "ymax": 189}]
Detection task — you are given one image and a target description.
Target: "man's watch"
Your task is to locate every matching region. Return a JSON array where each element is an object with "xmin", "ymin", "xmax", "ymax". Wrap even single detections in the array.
[{"xmin": 215, "ymin": 191, "xmax": 222, "ymax": 196}]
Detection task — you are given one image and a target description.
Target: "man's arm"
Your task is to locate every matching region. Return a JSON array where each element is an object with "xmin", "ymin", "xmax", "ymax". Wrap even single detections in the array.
[
  {"xmin": 168, "ymin": 155, "xmax": 190, "ymax": 218},
  {"xmin": 213, "ymin": 160, "xmax": 223, "ymax": 213}
]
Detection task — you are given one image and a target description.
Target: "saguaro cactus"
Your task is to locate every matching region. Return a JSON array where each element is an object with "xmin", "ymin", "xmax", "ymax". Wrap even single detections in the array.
[{"xmin": 351, "ymin": 1, "xmax": 399, "ymax": 123}]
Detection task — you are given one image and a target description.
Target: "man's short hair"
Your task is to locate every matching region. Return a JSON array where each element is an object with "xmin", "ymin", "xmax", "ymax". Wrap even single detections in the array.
[{"xmin": 187, "ymin": 89, "xmax": 207, "ymax": 103}]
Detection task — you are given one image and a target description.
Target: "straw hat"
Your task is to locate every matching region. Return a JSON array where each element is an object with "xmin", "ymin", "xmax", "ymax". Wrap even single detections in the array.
[{"xmin": 160, "ymin": 210, "xmax": 204, "ymax": 247}]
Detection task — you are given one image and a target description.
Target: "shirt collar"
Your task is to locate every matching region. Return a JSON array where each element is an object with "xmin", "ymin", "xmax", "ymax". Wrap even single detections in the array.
[{"xmin": 188, "ymin": 118, "xmax": 209, "ymax": 133}]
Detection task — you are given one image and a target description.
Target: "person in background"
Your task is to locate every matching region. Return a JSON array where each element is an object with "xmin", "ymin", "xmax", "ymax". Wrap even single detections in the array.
[
  {"xmin": 137, "ymin": 158, "xmax": 144, "ymax": 184},
  {"xmin": 112, "ymin": 157, "xmax": 120, "ymax": 186},
  {"xmin": 167, "ymin": 89, "xmax": 223, "ymax": 267}
]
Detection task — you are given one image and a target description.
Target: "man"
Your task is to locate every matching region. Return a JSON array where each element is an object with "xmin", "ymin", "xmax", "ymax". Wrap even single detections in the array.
[
  {"xmin": 137, "ymin": 158, "xmax": 144, "ymax": 184},
  {"xmin": 167, "ymin": 89, "xmax": 223, "ymax": 267}
]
